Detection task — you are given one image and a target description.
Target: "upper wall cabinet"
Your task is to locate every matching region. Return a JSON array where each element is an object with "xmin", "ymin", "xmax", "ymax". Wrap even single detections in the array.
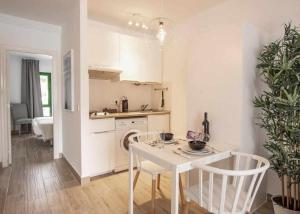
[
  {"xmin": 143, "ymin": 38, "xmax": 162, "ymax": 83},
  {"xmin": 119, "ymin": 34, "xmax": 143, "ymax": 81},
  {"xmin": 119, "ymin": 34, "xmax": 161, "ymax": 83},
  {"xmin": 87, "ymin": 21, "xmax": 162, "ymax": 83},
  {"xmin": 88, "ymin": 22, "xmax": 120, "ymax": 69}
]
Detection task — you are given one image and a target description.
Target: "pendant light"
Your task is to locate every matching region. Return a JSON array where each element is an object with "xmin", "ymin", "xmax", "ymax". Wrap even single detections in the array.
[
  {"xmin": 126, "ymin": 0, "xmax": 173, "ymax": 47},
  {"xmin": 157, "ymin": 20, "xmax": 167, "ymax": 45},
  {"xmin": 151, "ymin": 0, "xmax": 173, "ymax": 47},
  {"xmin": 150, "ymin": 17, "xmax": 173, "ymax": 47}
]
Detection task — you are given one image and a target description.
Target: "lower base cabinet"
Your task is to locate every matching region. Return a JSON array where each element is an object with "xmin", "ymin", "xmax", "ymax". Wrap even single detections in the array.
[{"xmin": 87, "ymin": 131, "xmax": 115, "ymax": 176}]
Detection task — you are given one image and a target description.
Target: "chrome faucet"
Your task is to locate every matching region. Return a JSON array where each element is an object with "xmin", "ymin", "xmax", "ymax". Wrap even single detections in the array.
[{"xmin": 140, "ymin": 104, "xmax": 149, "ymax": 111}]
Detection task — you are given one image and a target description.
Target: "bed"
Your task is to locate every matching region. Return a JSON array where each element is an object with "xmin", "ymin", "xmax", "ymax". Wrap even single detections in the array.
[{"xmin": 32, "ymin": 117, "xmax": 53, "ymax": 142}]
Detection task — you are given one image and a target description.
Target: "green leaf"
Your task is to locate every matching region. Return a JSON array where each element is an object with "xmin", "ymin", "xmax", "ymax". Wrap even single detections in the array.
[{"xmin": 254, "ymin": 22, "xmax": 300, "ymax": 187}]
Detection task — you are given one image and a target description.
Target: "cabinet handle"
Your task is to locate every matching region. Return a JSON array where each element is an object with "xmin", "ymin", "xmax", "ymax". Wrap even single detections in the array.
[{"xmin": 93, "ymin": 130, "xmax": 114, "ymax": 134}]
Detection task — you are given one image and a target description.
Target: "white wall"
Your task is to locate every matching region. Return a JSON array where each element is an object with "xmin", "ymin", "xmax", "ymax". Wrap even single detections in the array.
[
  {"xmin": 0, "ymin": 13, "xmax": 62, "ymax": 165},
  {"xmin": 80, "ymin": 0, "xmax": 89, "ymax": 178},
  {"xmin": 61, "ymin": 0, "xmax": 83, "ymax": 176},
  {"xmin": 186, "ymin": 24, "xmax": 243, "ymax": 145},
  {"xmin": 9, "ymin": 54, "xmax": 52, "ymax": 104},
  {"xmin": 40, "ymin": 58, "xmax": 53, "ymax": 73},
  {"xmin": 162, "ymin": 23, "xmax": 190, "ymax": 137},
  {"xmin": 0, "ymin": 13, "xmax": 61, "ymax": 51},
  {"xmin": 163, "ymin": 0, "xmax": 300, "ymax": 206}
]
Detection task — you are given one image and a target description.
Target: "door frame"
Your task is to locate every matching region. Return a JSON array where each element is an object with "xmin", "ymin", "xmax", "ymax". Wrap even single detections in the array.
[{"xmin": 0, "ymin": 45, "xmax": 62, "ymax": 167}]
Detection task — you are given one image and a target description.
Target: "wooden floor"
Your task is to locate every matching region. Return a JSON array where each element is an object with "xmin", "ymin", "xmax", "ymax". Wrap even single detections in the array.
[{"xmin": 0, "ymin": 134, "xmax": 274, "ymax": 214}]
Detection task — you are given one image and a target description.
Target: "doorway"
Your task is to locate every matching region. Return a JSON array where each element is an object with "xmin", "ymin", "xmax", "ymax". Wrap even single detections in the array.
[
  {"xmin": 0, "ymin": 47, "xmax": 61, "ymax": 167},
  {"xmin": 8, "ymin": 51, "xmax": 54, "ymax": 162}
]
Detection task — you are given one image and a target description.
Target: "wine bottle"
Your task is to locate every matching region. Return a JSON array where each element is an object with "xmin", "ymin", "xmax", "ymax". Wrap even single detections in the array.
[{"xmin": 202, "ymin": 112, "xmax": 210, "ymax": 142}]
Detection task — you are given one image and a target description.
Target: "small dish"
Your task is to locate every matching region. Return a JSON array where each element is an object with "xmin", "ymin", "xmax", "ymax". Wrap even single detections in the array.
[
  {"xmin": 188, "ymin": 140, "xmax": 206, "ymax": 150},
  {"xmin": 160, "ymin": 132, "xmax": 174, "ymax": 141},
  {"xmin": 180, "ymin": 145, "xmax": 211, "ymax": 156}
]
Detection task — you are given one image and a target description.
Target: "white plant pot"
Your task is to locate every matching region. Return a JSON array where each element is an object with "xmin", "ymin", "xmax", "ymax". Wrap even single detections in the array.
[{"xmin": 272, "ymin": 196, "xmax": 299, "ymax": 214}]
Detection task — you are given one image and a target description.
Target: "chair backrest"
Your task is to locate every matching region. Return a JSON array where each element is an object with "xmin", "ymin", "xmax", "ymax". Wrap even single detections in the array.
[
  {"xmin": 129, "ymin": 132, "xmax": 161, "ymax": 144},
  {"xmin": 192, "ymin": 151, "xmax": 270, "ymax": 214},
  {"xmin": 129, "ymin": 132, "xmax": 161, "ymax": 168},
  {"xmin": 11, "ymin": 103, "xmax": 29, "ymax": 120}
]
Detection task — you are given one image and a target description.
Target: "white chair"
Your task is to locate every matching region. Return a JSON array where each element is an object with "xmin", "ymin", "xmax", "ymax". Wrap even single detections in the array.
[
  {"xmin": 129, "ymin": 132, "xmax": 185, "ymax": 213},
  {"xmin": 184, "ymin": 151, "xmax": 270, "ymax": 214}
]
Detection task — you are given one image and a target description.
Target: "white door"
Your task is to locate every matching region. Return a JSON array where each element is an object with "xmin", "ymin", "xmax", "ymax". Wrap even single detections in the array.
[{"xmin": 87, "ymin": 131, "xmax": 115, "ymax": 176}]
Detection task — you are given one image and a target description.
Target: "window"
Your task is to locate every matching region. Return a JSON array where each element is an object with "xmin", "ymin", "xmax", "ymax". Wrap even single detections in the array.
[{"xmin": 40, "ymin": 72, "xmax": 52, "ymax": 117}]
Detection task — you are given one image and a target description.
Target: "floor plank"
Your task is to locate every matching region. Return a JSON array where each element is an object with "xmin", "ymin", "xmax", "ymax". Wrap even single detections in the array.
[
  {"xmin": 1, "ymin": 134, "xmax": 274, "ymax": 214},
  {"xmin": 0, "ymin": 167, "xmax": 11, "ymax": 214}
]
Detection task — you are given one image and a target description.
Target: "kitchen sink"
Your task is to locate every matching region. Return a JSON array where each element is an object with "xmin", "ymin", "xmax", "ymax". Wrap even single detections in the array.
[{"xmin": 139, "ymin": 109, "xmax": 161, "ymax": 113}]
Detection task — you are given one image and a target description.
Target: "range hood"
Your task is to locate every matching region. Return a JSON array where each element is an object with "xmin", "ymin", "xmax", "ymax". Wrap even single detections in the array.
[{"xmin": 88, "ymin": 66, "xmax": 122, "ymax": 80}]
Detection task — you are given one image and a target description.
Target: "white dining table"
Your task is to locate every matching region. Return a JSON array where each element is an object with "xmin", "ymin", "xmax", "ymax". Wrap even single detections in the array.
[{"xmin": 128, "ymin": 139, "xmax": 237, "ymax": 214}]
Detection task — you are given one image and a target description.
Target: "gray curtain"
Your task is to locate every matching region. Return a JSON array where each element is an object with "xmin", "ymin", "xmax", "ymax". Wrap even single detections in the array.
[{"xmin": 21, "ymin": 59, "xmax": 43, "ymax": 118}]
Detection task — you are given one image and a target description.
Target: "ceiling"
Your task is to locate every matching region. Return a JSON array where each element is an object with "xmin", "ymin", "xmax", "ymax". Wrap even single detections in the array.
[
  {"xmin": 0, "ymin": 0, "xmax": 227, "ymax": 27},
  {"xmin": 88, "ymin": 0, "xmax": 227, "ymax": 27},
  {"xmin": 0, "ymin": 0, "xmax": 75, "ymax": 25}
]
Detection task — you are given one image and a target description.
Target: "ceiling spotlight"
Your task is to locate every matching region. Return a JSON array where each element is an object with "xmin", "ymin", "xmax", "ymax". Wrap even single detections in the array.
[{"xmin": 128, "ymin": 13, "xmax": 150, "ymax": 31}]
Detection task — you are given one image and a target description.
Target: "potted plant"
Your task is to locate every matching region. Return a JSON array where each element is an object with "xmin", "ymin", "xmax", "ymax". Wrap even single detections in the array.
[{"xmin": 254, "ymin": 23, "xmax": 300, "ymax": 213}]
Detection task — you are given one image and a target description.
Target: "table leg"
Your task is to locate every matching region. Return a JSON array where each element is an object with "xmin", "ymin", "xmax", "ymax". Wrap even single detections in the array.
[
  {"xmin": 171, "ymin": 169, "xmax": 179, "ymax": 214},
  {"xmin": 129, "ymin": 147, "xmax": 134, "ymax": 214},
  {"xmin": 185, "ymin": 171, "xmax": 190, "ymax": 202}
]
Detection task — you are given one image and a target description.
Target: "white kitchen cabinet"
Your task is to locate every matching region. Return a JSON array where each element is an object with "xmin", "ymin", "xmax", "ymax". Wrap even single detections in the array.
[
  {"xmin": 87, "ymin": 118, "xmax": 115, "ymax": 176},
  {"xmin": 143, "ymin": 39, "xmax": 162, "ymax": 83},
  {"xmin": 147, "ymin": 114, "xmax": 170, "ymax": 132},
  {"xmin": 88, "ymin": 22, "xmax": 120, "ymax": 69},
  {"xmin": 87, "ymin": 20, "xmax": 161, "ymax": 82},
  {"xmin": 87, "ymin": 131, "xmax": 115, "ymax": 176},
  {"xmin": 119, "ymin": 34, "xmax": 144, "ymax": 81},
  {"xmin": 119, "ymin": 34, "xmax": 161, "ymax": 82},
  {"xmin": 89, "ymin": 118, "xmax": 115, "ymax": 133}
]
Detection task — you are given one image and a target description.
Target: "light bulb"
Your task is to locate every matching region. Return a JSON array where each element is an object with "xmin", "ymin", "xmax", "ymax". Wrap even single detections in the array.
[
  {"xmin": 156, "ymin": 21, "xmax": 167, "ymax": 44},
  {"xmin": 135, "ymin": 22, "xmax": 140, "ymax": 27},
  {"xmin": 142, "ymin": 23, "xmax": 148, "ymax": 30},
  {"xmin": 128, "ymin": 20, "xmax": 133, "ymax": 26}
]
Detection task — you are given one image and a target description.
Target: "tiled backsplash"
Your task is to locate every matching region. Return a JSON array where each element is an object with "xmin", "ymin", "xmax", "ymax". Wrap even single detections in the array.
[{"xmin": 89, "ymin": 79, "xmax": 168, "ymax": 112}]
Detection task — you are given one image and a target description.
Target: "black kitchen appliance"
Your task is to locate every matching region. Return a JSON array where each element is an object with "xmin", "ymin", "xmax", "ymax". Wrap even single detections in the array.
[{"xmin": 122, "ymin": 96, "xmax": 128, "ymax": 112}]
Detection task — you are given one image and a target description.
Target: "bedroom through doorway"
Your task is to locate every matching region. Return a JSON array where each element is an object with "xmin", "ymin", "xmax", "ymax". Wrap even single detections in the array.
[{"xmin": 8, "ymin": 51, "xmax": 54, "ymax": 163}]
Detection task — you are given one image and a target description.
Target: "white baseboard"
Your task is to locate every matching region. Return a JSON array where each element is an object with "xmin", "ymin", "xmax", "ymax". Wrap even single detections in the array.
[{"xmin": 61, "ymin": 154, "xmax": 90, "ymax": 185}]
